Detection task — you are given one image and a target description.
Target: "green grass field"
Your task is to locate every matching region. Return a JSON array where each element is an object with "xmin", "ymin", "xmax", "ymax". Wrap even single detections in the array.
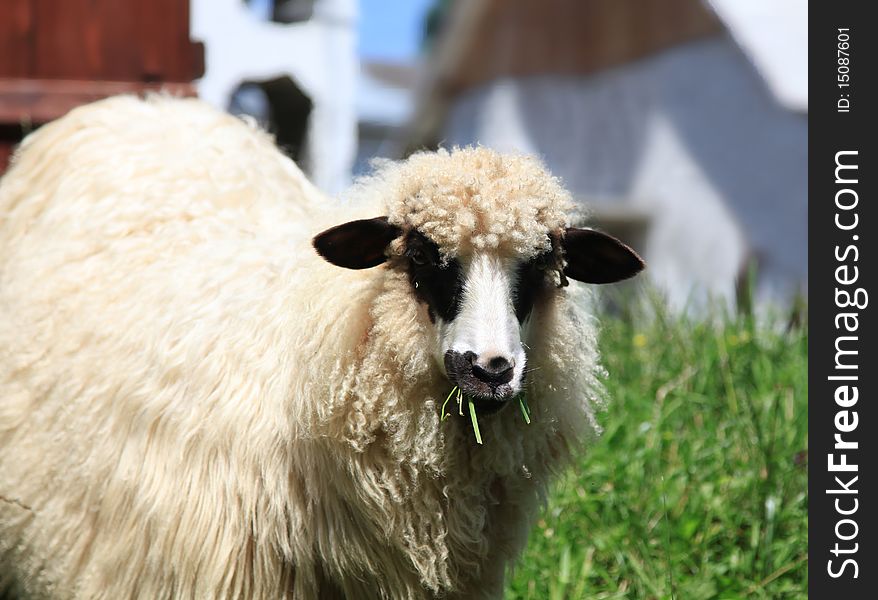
[{"xmin": 506, "ymin": 304, "xmax": 808, "ymax": 599}]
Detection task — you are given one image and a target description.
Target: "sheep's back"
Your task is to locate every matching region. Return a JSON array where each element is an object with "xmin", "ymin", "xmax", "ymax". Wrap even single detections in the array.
[{"xmin": 0, "ymin": 96, "xmax": 371, "ymax": 598}]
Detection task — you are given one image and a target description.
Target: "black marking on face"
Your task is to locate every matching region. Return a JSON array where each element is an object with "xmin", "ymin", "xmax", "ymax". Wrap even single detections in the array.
[
  {"xmin": 513, "ymin": 236, "xmax": 560, "ymax": 323},
  {"xmin": 513, "ymin": 254, "xmax": 550, "ymax": 323},
  {"xmin": 404, "ymin": 230, "xmax": 463, "ymax": 323}
]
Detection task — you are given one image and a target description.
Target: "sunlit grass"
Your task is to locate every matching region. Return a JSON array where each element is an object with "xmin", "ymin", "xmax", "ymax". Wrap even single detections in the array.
[{"xmin": 506, "ymin": 304, "xmax": 808, "ymax": 599}]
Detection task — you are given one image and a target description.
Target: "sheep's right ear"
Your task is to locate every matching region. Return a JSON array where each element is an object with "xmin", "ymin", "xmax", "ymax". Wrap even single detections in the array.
[
  {"xmin": 312, "ymin": 217, "xmax": 402, "ymax": 269},
  {"xmin": 561, "ymin": 227, "xmax": 645, "ymax": 283}
]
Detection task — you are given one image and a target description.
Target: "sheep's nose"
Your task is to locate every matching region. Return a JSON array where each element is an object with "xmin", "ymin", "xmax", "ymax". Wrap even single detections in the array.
[{"xmin": 470, "ymin": 355, "xmax": 515, "ymax": 386}]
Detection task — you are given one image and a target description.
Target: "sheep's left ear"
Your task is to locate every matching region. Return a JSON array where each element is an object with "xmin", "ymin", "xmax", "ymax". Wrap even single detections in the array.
[
  {"xmin": 312, "ymin": 217, "xmax": 402, "ymax": 269},
  {"xmin": 561, "ymin": 227, "xmax": 645, "ymax": 284}
]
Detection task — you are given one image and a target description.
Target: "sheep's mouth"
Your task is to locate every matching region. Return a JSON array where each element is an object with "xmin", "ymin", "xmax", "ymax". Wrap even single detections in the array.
[
  {"xmin": 443, "ymin": 351, "xmax": 515, "ymax": 415},
  {"xmin": 465, "ymin": 391, "xmax": 512, "ymax": 415}
]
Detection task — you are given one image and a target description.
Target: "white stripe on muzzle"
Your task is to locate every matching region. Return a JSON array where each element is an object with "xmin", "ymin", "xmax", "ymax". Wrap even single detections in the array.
[{"xmin": 438, "ymin": 253, "xmax": 527, "ymax": 392}]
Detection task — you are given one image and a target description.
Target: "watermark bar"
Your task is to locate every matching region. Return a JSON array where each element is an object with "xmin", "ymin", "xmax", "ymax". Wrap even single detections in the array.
[{"xmin": 809, "ymin": 1, "xmax": 876, "ymax": 596}]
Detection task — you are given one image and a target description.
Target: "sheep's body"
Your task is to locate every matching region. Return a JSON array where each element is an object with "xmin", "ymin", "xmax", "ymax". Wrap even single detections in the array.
[{"xmin": 0, "ymin": 96, "xmax": 603, "ymax": 599}]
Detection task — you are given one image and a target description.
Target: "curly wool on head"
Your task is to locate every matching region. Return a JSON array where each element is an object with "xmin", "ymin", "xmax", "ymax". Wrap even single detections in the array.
[{"xmin": 349, "ymin": 147, "xmax": 576, "ymax": 260}]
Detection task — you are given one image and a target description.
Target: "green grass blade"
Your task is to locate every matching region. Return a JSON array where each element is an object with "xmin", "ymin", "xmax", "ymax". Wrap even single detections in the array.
[
  {"xmin": 468, "ymin": 399, "xmax": 483, "ymax": 445},
  {"xmin": 519, "ymin": 395, "xmax": 531, "ymax": 424},
  {"xmin": 441, "ymin": 386, "xmax": 458, "ymax": 421}
]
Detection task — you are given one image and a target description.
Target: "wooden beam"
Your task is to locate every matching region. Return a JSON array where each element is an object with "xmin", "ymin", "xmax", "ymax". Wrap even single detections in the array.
[{"xmin": 0, "ymin": 78, "xmax": 197, "ymax": 124}]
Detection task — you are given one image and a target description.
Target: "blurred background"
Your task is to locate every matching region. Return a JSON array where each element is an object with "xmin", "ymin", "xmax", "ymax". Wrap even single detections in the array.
[
  {"xmin": 0, "ymin": 0, "xmax": 807, "ymax": 316},
  {"xmin": 0, "ymin": 0, "xmax": 807, "ymax": 314},
  {"xmin": 0, "ymin": 2, "xmax": 809, "ymax": 596}
]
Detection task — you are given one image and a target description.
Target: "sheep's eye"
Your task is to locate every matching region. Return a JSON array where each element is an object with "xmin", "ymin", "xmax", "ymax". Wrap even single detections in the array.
[
  {"xmin": 407, "ymin": 248, "xmax": 429, "ymax": 266},
  {"xmin": 535, "ymin": 253, "xmax": 551, "ymax": 270}
]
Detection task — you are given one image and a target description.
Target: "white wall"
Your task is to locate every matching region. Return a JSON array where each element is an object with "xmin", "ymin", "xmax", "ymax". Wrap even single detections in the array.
[
  {"xmin": 443, "ymin": 36, "xmax": 807, "ymax": 311},
  {"xmin": 191, "ymin": 0, "xmax": 358, "ymax": 194}
]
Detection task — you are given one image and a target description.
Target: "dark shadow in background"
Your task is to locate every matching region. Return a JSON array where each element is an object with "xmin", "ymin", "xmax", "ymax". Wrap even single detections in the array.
[{"xmin": 228, "ymin": 75, "xmax": 314, "ymax": 169}]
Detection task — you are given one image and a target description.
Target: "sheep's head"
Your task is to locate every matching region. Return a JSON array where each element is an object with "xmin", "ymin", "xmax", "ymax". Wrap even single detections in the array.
[{"xmin": 312, "ymin": 148, "xmax": 644, "ymax": 415}]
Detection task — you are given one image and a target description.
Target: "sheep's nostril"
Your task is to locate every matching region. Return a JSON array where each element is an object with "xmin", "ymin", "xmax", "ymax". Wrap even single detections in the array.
[
  {"xmin": 471, "ymin": 356, "xmax": 515, "ymax": 386},
  {"xmin": 486, "ymin": 356, "xmax": 511, "ymax": 372}
]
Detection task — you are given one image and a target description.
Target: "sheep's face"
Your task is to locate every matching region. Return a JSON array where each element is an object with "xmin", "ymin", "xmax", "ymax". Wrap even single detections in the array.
[
  {"xmin": 405, "ymin": 229, "xmax": 534, "ymax": 413},
  {"xmin": 313, "ymin": 219, "xmax": 643, "ymax": 415}
]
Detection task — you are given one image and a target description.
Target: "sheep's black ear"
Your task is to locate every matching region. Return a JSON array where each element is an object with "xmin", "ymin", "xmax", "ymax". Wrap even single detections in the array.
[
  {"xmin": 561, "ymin": 227, "xmax": 645, "ymax": 284},
  {"xmin": 313, "ymin": 217, "xmax": 402, "ymax": 269}
]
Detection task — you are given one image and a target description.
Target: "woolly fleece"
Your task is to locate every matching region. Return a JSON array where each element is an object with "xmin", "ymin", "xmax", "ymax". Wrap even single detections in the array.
[{"xmin": 0, "ymin": 96, "xmax": 605, "ymax": 599}]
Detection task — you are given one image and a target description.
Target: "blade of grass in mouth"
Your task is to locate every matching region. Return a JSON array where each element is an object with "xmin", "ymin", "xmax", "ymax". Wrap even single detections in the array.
[
  {"xmin": 468, "ymin": 398, "xmax": 483, "ymax": 445},
  {"xmin": 441, "ymin": 386, "xmax": 458, "ymax": 421},
  {"xmin": 442, "ymin": 387, "xmax": 529, "ymax": 444}
]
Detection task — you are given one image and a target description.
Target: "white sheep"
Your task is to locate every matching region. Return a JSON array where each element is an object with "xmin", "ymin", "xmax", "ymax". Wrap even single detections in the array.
[{"xmin": 0, "ymin": 96, "xmax": 643, "ymax": 599}]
